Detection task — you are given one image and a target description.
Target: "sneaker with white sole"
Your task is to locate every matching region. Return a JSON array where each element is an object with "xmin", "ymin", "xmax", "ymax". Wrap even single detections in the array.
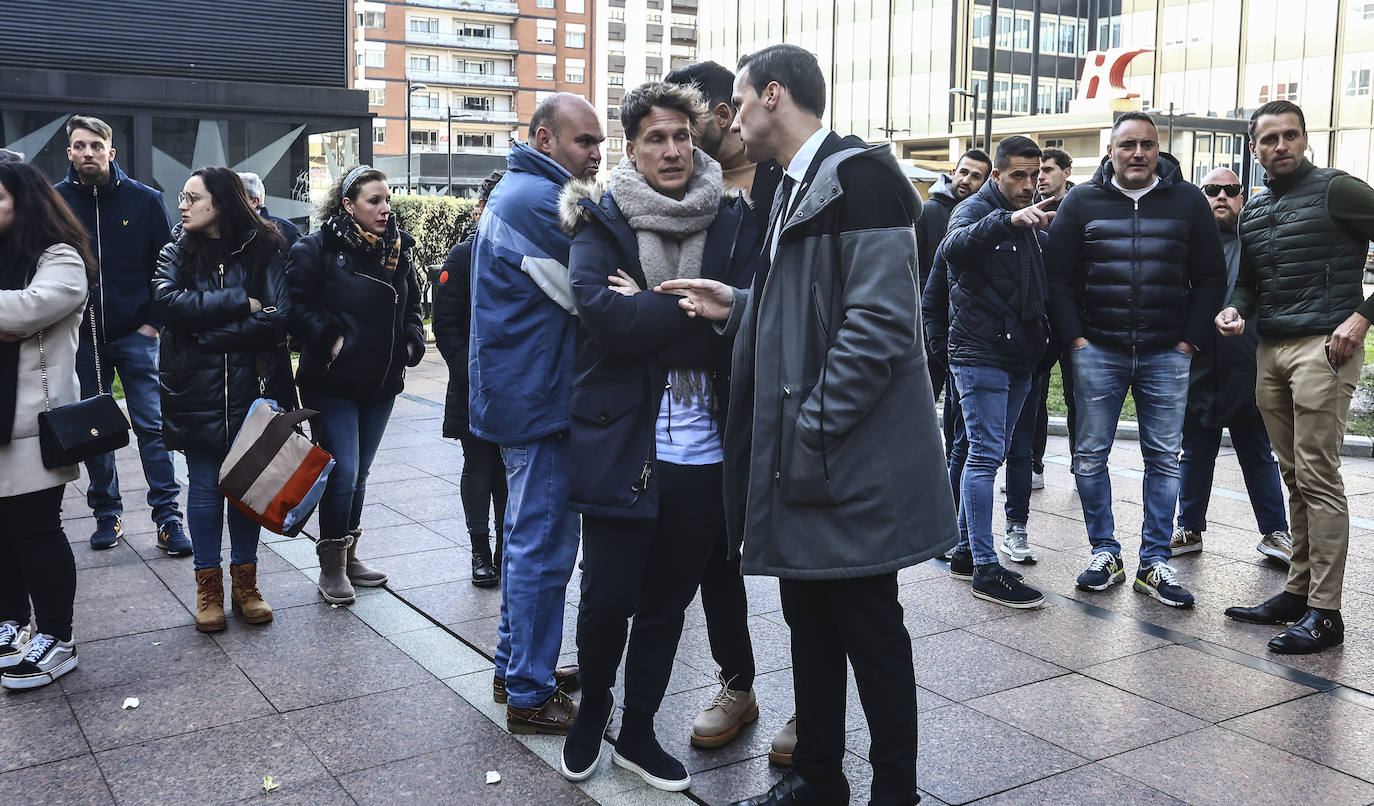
[
  {"xmin": 999, "ymin": 523, "xmax": 1038, "ymax": 563},
  {"xmin": 1170, "ymin": 527, "xmax": 1203, "ymax": 556},
  {"xmin": 1, "ymin": 633, "xmax": 77, "ymax": 690},
  {"xmin": 972, "ymin": 563, "xmax": 1045, "ymax": 609},
  {"xmin": 1257, "ymin": 530, "xmax": 1293, "ymax": 566},
  {"xmin": 691, "ymin": 673, "xmax": 758, "ymax": 748},
  {"xmin": 1076, "ymin": 552, "xmax": 1125, "ymax": 591},
  {"xmin": 1031, "ymin": 471, "xmax": 1045, "ymax": 490},
  {"xmin": 0, "ymin": 621, "xmax": 31, "ymax": 669},
  {"xmin": 1134, "ymin": 562, "xmax": 1195, "ymax": 608}
]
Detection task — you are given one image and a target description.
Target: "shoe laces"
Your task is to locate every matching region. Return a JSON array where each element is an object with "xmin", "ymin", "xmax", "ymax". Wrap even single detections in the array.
[
  {"xmin": 21, "ymin": 633, "xmax": 54, "ymax": 664},
  {"xmin": 1006, "ymin": 526, "xmax": 1029, "ymax": 551},
  {"xmin": 707, "ymin": 673, "xmax": 743, "ymax": 711},
  {"xmin": 1151, "ymin": 562, "xmax": 1180, "ymax": 587},
  {"xmin": 1086, "ymin": 553, "xmax": 1116, "ymax": 572},
  {"xmin": 1268, "ymin": 531, "xmax": 1293, "ymax": 551},
  {"xmin": 0, "ymin": 622, "xmax": 18, "ymax": 647}
]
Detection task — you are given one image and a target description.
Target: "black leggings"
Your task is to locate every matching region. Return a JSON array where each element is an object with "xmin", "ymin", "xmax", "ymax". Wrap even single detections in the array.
[
  {"xmin": 0, "ymin": 486, "xmax": 76, "ymax": 642},
  {"xmin": 459, "ymin": 435, "xmax": 507, "ymax": 539}
]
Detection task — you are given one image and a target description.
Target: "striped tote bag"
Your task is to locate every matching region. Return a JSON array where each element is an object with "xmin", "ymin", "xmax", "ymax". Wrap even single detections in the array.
[{"xmin": 219, "ymin": 398, "xmax": 335, "ymax": 536}]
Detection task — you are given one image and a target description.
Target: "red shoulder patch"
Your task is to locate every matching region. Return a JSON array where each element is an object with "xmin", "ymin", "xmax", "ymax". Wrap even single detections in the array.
[{"xmin": 439, "ymin": 270, "xmax": 449, "ymax": 285}]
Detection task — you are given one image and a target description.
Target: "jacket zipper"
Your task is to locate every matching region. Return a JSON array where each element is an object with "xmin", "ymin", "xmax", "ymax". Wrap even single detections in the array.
[
  {"xmin": 93, "ymin": 185, "xmax": 106, "ymax": 343},
  {"xmin": 356, "ymin": 271, "xmax": 399, "ymax": 392},
  {"xmin": 1130, "ymin": 197, "xmax": 1140, "ymax": 348},
  {"xmin": 774, "ymin": 385, "xmax": 790, "ymax": 479},
  {"xmin": 219, "ymin": 263, "xmax": 230, "ymax": 437}
]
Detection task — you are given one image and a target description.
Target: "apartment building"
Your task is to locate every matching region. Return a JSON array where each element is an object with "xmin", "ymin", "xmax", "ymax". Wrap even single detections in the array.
[
  {"xmin": 354, "ymin": 0, "xmax": 596, "ymax": 193},
  {"xmin": 593, "ymin": 0, "xmax": 701, "ymax": 166}
]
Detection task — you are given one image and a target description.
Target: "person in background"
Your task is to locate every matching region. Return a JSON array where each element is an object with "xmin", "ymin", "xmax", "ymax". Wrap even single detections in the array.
[
  {"xmin": 0, "ymin": 162, "xmax": 95, "ymax": 689},
  {"xmin": 0, "ymin": 148, "xmax": 23, "ymax": 163},
  {"xmin": 287, "ymin": 165, "xmax": 425, "ymax": 605},
  {"xmin": 435, "ymin": 170, "xmax": 507, "ymax": 588},
  {"xmin": 1172, "ymin": 167, "xmax": 1291, "ymax": 566},
  {"xmin": 153, "ymin": 167, "xmax": 293, "ymax": 633},
  {"xmin": 1028, "ymin": 146, "xmax": 1074, "ymax": 489},
  {"xmin": 238, "ymin": 171, "xmax": 302, "ymax": 249},
  {"xmin": 54, "ymin": 115, "xmax": 189, "ymax": 556}
]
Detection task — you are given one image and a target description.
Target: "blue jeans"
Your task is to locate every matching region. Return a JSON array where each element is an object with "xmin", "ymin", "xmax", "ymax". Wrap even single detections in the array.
[
  {"xmin": 946, "ymin": 370, "xmax": 967, "ymax": 510},
  {"xmin": 1177, "ymin": 415, "xmax": 1288, "ymax": 535},
  {"xmin": 951, "ymin": 365, "xmax": 1032, "ymax": 566},
  {"xmin": 1072, "ymin": 342, "xmax": 1191, "ymax": 566},
  {"xmin": 1004, "ymin": 372, "xmax": 1044, "ymax": 527},
  {"xmin": 184, "ymin": 450, "xmax": 261, "ymax": 571},
  {"xmin": 496, "ymin": 432, "xmax": 580, "ymax": 708},
  {"xmin": 77, "ymin": 330, "xmax": 181, "ymax": 524},
  {"xmin": 301, "ymin": 393, "xmax": 395, "ymax": 539}
]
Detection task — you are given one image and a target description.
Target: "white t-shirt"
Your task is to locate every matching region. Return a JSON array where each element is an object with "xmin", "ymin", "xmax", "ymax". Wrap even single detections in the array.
[
  {"xmin": 655, "ymin": 384, "xmax": 722, "ymax": 466},
  {"xmin": 1111, "ymin": 174, "xmax": 1159, "ymax": 202}
]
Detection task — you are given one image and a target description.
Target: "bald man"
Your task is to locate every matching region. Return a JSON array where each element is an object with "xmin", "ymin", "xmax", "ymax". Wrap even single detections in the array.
[
  {"xmin": 470, "ymin": 92, "xmax": 604, "ymax": 735},
  {"xmin": 1173, "ymin": 167, "xmax": 1290, "ymax": 564}
]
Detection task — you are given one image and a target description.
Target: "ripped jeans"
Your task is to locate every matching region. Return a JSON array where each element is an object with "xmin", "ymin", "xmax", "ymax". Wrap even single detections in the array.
[{"xmin": 1070, "ymin": 341, "xmax": 1191, "ymax": 567}]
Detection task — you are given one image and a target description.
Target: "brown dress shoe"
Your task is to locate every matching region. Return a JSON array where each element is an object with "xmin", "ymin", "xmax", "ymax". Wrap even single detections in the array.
[
  {"xmin": 493, "ymin": 665, "xmax": 581, "ymax": 703},
  {"xmin": 507, "ymin": 689, "xmax": 578, "ymax": 735}
]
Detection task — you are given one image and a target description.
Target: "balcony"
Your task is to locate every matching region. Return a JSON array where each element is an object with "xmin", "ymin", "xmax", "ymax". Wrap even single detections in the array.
[
  {"xmin": 407, "ymin": 68, "xmax": 518, "ymax": 89},
  {"xmin": 410, "ymin": 106, "xmax": 519, "ymax": 124},
  {"xmin": 671, "ymin": 26, "xmax": 696, "ymax": 43},
  {"xmin": 671, "ymin": 0, "xmax": 697, "ymax": 10},
  {"xmin": 405, "ymin": 30, "xmax": 518, "ymax": 51},
  {"xmin": 609, "ymin": 54, "xmax": 626, "ymax": 72},
  {"xmin": 646, "ymin": 23, "xmax": 663, "ymax": 41},
  {"xmin": 406, "ymin": 0, "xmax": 519, "ymax": 15},
  {"xmin": 609, "ymin": 21, "xmax": 625, "ymax": 40}
]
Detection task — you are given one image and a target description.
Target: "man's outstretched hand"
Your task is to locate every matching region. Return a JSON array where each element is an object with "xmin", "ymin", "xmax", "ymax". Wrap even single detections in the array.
[{"xmin": 655, "ymin": 278, "xmax": 735, "ymax": 321}]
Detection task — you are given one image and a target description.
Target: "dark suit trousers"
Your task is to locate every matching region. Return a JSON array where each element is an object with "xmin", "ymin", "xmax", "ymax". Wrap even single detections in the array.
[
  {"xmin": 699, "ymin": 533, "xmax": 756, "ymax": 690},
  {"xmin": 779, "ymin": 573, "xmax": 919, "ymax": 806}
]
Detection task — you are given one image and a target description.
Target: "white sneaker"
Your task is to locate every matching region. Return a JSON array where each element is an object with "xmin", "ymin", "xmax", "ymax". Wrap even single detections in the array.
[
  {"xmin": 0, "ymin": 621, "xmax": 30, "ymax": 669},
  {"xmin": 999, "ymin": 523, "xmax": 1038, "ymax": 563},
  {"xmin": 1031, "ymin": 471, "xmax": 1045, "ymax": 490},
  {"xmin": 1, "ymin": 633, "xmax": 77, "ymax": 690}
]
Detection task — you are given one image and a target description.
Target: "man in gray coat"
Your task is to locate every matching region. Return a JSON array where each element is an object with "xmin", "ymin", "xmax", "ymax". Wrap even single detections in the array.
[{"xmin": 660, "ymin": 43, "xmax": 956, "ymax": 806}]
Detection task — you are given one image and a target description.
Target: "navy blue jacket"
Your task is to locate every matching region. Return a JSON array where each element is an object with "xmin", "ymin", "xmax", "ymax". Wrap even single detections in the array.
[
  {"xmin": 1045, "ymin": 154, "xmax": 1227, "ymax": 351},
  {"xmin": 55, "ymin": 160, "xmax": 172, "ymax": 342},
  {"xmin": 941, "ymin": 181, "xmax": 1049, "ymax": 371},
  {"xmin": 468, "ymin": 143, "xmax": 578, "ymax": 446},
  {"xmin": 563, "ymin": 183, "xmax": 759, "ymax": 518},
  {"xmin": 260, "ymin": 206, "xmax": 302, "ymax": 250},
  {"xmin": 434, "ymin": 235, "xmax": 475, "ymax": 438}
]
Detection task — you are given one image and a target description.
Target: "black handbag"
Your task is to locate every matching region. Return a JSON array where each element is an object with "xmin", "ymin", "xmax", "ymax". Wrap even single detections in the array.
[{"xmin": 35, "ymin": 307, "xmax": 130, "ymax": 469}]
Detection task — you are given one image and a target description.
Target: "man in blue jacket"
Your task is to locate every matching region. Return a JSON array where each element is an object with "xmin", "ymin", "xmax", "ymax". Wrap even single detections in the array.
[
  {"xmin": 54, "ymin": 115, "xmax": 188, "ymax": 556},
  {"xmin": 940, "ymin": 135, "xmax": 1052, "ymax": 609},
  {"xmin": 1046, "ymin": 112, "xmax": 1227, "ymax": 608},
  {"xmin": 469, "ymin": 93, "xmax": 603, "ymax": 735}
]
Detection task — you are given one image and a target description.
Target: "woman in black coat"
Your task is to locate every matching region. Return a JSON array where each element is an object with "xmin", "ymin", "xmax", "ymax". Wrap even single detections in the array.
[
  {"xmin": 434, "ymin": 170, "xmax": 506, "ymax": 588},
  {"xmin": 153, "ymin": 167, "xmax": 290, "ymax": 633},
  {"xmin": 286, "ymin": 166, "xmax": 425, "ymax": 605}
]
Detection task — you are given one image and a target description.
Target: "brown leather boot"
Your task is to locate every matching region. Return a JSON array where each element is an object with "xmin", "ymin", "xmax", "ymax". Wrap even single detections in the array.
[
  {"xmin": 507, "ymin": 689, "xmax": 578, "ymax": 735},
  {"xmin": 229, "ymin": 563, "xmax": 274, "ymax": 624},
  {"xmin": 194, "ymin": 567, "xmax": 227, "ymax": 633}
]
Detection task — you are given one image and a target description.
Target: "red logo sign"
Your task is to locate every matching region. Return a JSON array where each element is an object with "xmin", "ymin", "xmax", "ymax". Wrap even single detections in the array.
[{"xmin": 1073, "ymin": 48, "xmax": 1153, "ymax": 107}]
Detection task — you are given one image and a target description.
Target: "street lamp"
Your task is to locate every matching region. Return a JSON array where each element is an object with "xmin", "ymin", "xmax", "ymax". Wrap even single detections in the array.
[
  {"xmin": 950, "ymin": 87, "xmax": 979, "ymax": 151},
  {"xmin": 405, "ymin": 79, "xmax": 429, "ymax": 193},
  {"xmin": 1146, "ymin": 102, "xmax": 1192, "ymax": 154}
]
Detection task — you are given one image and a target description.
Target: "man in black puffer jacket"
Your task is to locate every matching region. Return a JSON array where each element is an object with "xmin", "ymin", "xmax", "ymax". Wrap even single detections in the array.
[
  {"xmin": 941, "ymin": 136, "xmax": 1052, "ymax": 609},
  {"xmin": 1046, "ymin": 111, "xmax": 1226, "ymax": 609}
]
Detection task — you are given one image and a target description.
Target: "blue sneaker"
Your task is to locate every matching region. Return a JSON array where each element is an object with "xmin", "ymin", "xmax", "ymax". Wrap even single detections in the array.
[
  {"xmin": 1134, "ymin": 562, "xmax": 1195, "ymax": 608},
  {"xmin": 1076, "ymin": 552, "xmax": 1125, "ymax": 591},
  {"xmin": 157, "ymin": 521, "xmax": 193, "ymax": 557},
  {"xmin": 89, "ymin": 516, "xmax": 121, "ymax": 550}
]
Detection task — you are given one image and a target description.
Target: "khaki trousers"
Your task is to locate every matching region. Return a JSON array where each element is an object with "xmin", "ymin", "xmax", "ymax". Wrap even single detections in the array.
[{"xmin": 1255, "ymin": 334, "xmax": 1362, "ymax": 610}]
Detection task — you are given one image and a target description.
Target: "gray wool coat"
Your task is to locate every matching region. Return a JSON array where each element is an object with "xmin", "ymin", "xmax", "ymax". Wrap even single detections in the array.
[{"xmin": 723, "ymin": 133, "xmax": 959, "ymax": 580}]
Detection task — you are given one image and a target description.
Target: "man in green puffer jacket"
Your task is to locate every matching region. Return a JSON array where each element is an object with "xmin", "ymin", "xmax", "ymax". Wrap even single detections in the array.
[{"xmin": 1217, "ymin": 100, "xmax": 1374, "ymax": 655}]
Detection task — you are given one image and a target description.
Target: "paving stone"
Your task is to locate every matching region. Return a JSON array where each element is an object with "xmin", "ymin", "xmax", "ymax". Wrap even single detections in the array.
[
  {"xmin": 964, "ymin": 602, "xmax": 1173, "ymax": 670},
  {"xmin": 145, "ymin": 551, "xmax": 293, "ymax": 613},
  {"xmin": 266, "ymin": 536, "xmax": 321, "ymax": 570},
  {"xmin": 1080, "ymin": 644, "xmax": 1317, "ymax": 722},
  {"xmin": 966, "ymin": 673, "xmax": 1206, "ymax": 760},
  {"xmin": 1101, "ymin": 725, "xmax": 1374, "ymax": 806},
  {"xmin": 338, "ymin": 738, "xmax": 597, "ymax": 805},
  {"xmin": 388, "ymin": 625, "xmax": 491, "ymax": 678},
  {"xmin": 1221, "ymin": 691, "xmax": 1374, "ymax": 783},
  {"xmin": 974, "ymin": 761, "xmax": 1187, "ymax": 805},
  {"xmin": 285, "ymin": 681, "xmax": 484, "ymax": 775},
  {"xmin": 0, "ymin": 754, "xmax": 114, "ymax": 805},
  {"xmin": 346, "ymin": 590, "xmax": 436, "ymax": 636},
  {"xmin": 751, "ymin": 666, "xmax": 953, "ymax": 734},
  {"xmin": 57, "ymin": 624, "xmax": 229, "ymax": 696},
  {"xmin": 374, "ymin": 546, "xmax": 472, "ymax": 590},
  {"xmin": 71, "ymin": 561, "xmax": 191, "ymax": 641},
  {"xmin": 899, "ymin": 575, "xmax": 1034, "ymax": 628},
  {"xmin": 349, "ymin": 522, "xmax": 454, "ymax": 560},
  {"xmin": 210, "ymin": 603, "xmax": 433, "ymax": 710},
  {"xmin": 0, "ymin": 695, "xmax": 89, "ymax": 773},
  {"xmin": 232, "ymin": 774, "xmax": 358, "ymax": 805},
  {"xmin": 392, "ymin": 578, "xmax": 504, "ymax": 626},
  {"xmin": 674, "ymin": 615, "xmax": 794, "ymax": 678},
  {"xmin": 911, "ymin": 629, "xmax": 1068, "ymax": 702},
  {"xmin": 67, "ymin": 665, "xmax": 274, "ymax": 751},
  {"xmin": 95, "ymin": 714, "xmax": 332, "ymax": 806}
]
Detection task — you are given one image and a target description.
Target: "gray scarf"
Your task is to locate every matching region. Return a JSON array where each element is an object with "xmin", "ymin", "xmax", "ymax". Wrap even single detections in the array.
[{"xmin": 609, "ymin": 148, "xmax": 724, "ymax": 408}]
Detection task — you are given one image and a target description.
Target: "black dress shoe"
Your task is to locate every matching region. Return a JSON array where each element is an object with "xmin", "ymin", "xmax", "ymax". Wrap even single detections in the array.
[
  {"xmin": 1269, "ymin": 608, "xmax": 1344, "ymax": 654},
  {"xmin": 1224, "ymin": 591, "xmax": 1308, "ymax": 625},
  {"xmin": 730, "ymin": 772, "xmax": 850, "ymax": 806}
]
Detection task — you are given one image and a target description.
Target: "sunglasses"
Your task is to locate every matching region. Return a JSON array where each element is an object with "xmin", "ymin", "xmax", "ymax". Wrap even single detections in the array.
[{"xmin": 1202, "ymin": 183, "xmax": 1242, "ymax": 198}]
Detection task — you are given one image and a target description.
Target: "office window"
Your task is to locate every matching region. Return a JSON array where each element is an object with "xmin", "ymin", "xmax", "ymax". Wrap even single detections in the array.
[
  {"xmin": 1037, "ymin": 83, "xmax": 1053, "ymax": 114},
  {"xmin": 971, "ymin": 77, "xmax": 988, "ymax": 112},
  {"xmin": 1056, "ymin": 86, "xmax": 1074, "ymax": 113},
  {"xmin": 566, "ymin": 23, "xmax": 586, "ymax": 48},
  {"xmin": 358, "ymin": 11, "xmax": 385, "ymax": 29},
  {"xmin": 409, "ymin": 17, "xmax": 438, "ymax": 33},
  {"xmin": 1012, "ymin": 81, "xmax": 1029, "ymax": 113},
  {"xmin": 996, "ymin": 13, "xmax": 1012, "ymax": 47},
  {"xmin": 1014, "ymin": 17, "xmax": 1031, "ymax": 49},
  {"xmin": 993, "ymin": 79, "xmax": 1009, "ymax": 112},
  {"xmin": 411, "ymin": 130, "xmax": 437, "ymax": 146},
  {"xmin": 364, "ymin": 49, "xmax": 384, "ymax": 68},
  {"xmin": 1347, "ymin": 69, "xmax": 1371, "ymax": 96},
  {"xmin": 1039, "ymin": 19, "xmax": 1056, "ymax": 52},
  {"xmin": 536, "ymin": 55, "xmax": 556, "ymax": 81},
  {"xmin": 367, "ymin": 88, "xmax": 385, "ymax": 106},
  {"xmin": 1059, "ymin": 22, "xmax": 1076, "ymax": 56},
  {"xmin": 566, "ymin": 57, "xmax": 585, "ymax": 83},
  {"xmin": 536, "ymin": 20, "xmax": 556, "ymax": 45},
  {"xmin": 1259, "ymin": 82, "xmax": 1299, "ymax": 103},
  {"xmin": 973, "ymin": 12, "xmax": 990, "ymax": 44}
]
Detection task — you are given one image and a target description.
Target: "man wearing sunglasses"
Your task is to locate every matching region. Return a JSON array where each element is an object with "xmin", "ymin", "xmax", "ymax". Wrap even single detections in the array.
[
  {"xmin": 1173, "ymin": 168, "xmax": 1291, "ymax": 568},
  {"xmin": 1218, "ymin": 100, "xmax": 1374, "ymax": 654}
]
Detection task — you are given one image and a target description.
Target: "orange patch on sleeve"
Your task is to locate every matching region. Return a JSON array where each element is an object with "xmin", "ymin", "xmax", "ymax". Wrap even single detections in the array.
[{"xmin": 439, "ymin": 270, "xmax": 449, "ymax": 284}]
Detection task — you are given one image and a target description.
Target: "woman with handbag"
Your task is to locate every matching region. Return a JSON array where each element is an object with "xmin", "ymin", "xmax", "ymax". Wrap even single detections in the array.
[
  {"xmin": 152, "ymin": 167, "xmax": 292, "ymax": 633},
  {"xmin": 0, "ymin": 162, "xmax": 96, "ymax": 689},
  {"xmin": 286, "ymin": 166, "xmax": 425, "ymax": 605}
]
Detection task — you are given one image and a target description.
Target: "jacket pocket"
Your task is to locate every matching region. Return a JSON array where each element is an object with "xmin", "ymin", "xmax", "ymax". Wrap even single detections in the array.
[
  {"xmin": 569, "ymin": 377, "xmax": 649, "ymax": 509},
  {"xmin": 779, "ymin": 381, "xmax": 857, "ymax": 507}
]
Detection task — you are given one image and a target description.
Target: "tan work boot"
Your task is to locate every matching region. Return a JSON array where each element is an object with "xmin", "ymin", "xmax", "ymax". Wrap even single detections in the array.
[
  {"xmin": 316, "ymin": 536, "xmax": 356, "ymax": 604},
  {"xmin": 194, "ymin": 567, "xmax": 227, "ymax": 633},
  {"xmin": 769, "ymin": 714, "xmax": 797, "ymax": 766},
  {"xmin": 229, "ymin": 563, "xmax": 274, "ymax": 624},
  {"xmin": 344, "ymin": 528, "xmax": 388, "ymax": 587},
  {"xmin": 691, "ymin": 673, "xmax": 759, "ymax": 748}
]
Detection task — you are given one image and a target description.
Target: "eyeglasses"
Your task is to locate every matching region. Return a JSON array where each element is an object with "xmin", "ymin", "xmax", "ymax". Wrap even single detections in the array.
[
  {"xmin": 1201, "ymin": 183, "xmax": 1242, "ymax": 198},
  {"xmin": 177, "ymin": 191, "xmax": 203, "ymax": 205}
]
